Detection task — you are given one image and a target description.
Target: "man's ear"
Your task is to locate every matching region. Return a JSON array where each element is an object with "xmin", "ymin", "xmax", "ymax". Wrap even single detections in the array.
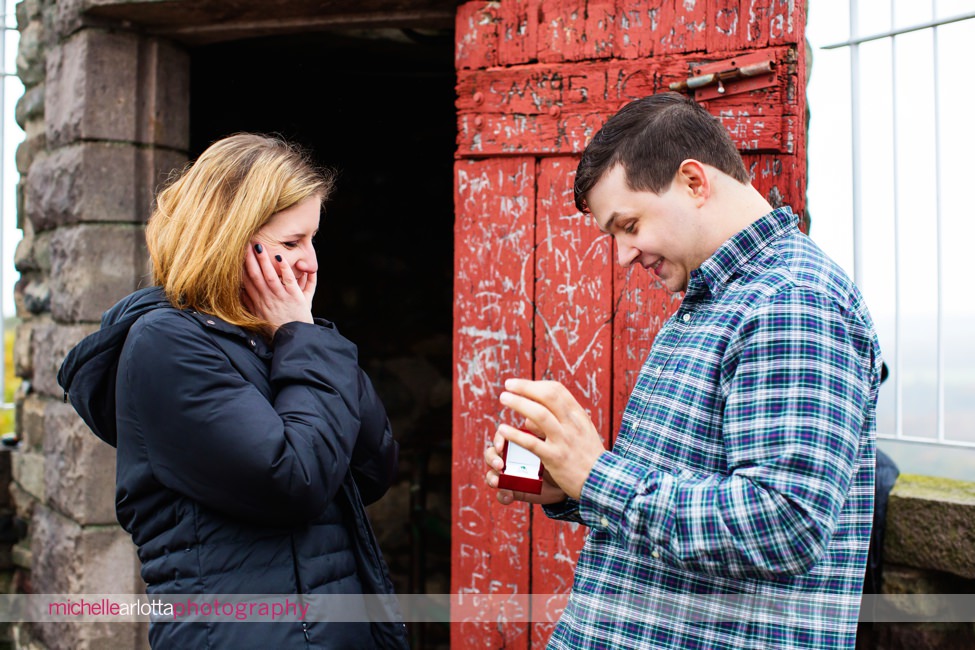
[{"xmin": 677, "ymin": 159, "xmax": 710, "ymax": 203}]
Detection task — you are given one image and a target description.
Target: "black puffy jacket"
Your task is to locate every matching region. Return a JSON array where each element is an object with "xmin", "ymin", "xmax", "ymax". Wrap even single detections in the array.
[{"xmin": 58, "ymin": 286, "xmax": 410, "ymax": 649}]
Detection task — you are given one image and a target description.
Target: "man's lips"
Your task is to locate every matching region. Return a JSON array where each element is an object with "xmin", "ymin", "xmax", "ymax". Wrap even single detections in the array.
[{"xmin": 645, "ymin": 258, "xmax": 664, "ymax": 275}]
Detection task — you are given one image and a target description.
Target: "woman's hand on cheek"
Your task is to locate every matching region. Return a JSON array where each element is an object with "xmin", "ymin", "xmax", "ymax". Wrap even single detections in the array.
[
  {"xmin": 300, "ymin": 270, "xmax": 317, "ymax": 305},
  {"xmin": 243, "ymin": 243, "xmax": 315, "ymax": 334}
]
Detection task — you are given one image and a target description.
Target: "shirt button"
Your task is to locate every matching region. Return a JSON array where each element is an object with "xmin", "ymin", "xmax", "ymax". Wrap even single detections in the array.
[
  {"xmin": 600, "ymin": 517, "xmax": 609, "ymax": 528},
  {"xmin": 651, "ymin": 550, "xmax": 661, "ymax": 559},
  {"xmin": 206, "ymin": 319, "xmax": 215, "ymax": 325},
  {"xmin": 681, "ymin": 313, "xmax": 691, "ymax": 323},
  {"xmin": 249, "ymin": 339, "xmax": 256, "ymax": 347}
]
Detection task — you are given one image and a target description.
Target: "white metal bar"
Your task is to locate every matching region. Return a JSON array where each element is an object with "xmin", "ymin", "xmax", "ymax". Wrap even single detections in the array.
[
  {"xmin": 933, "ymin": 2, "xmax": 946, "ymax": 444},
  {"xmin": 850, "ymin": 0, "xmax": 864, "ymax": 287},
  {"xmin": 822, "ymin": 9, "xmax": 975, "ymax": 48},
  {"xmin": 889, "ymin": 0, "xmax": 903, "ymax": 440},
  {"xmin": 878, "ymin": 433, "xmax": 975, "ymax": 449},
  {"xmin": 0, "ymin": 0, "xmax": 7, "ymax": 417}
]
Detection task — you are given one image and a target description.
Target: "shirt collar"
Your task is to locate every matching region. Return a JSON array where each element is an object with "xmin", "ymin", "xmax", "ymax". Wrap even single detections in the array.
[{"xmin": 688, "ymin": 206, "xmax": 798, "ymax": 299}]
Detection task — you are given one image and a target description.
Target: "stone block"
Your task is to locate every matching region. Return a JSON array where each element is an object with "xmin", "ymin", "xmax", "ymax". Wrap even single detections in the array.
[
  {"xmin": 14, "ymin": 84, "xmax": 44, "ymax": 130},
  {"xmin": 30, "ymin": 507, "xmax": 145, "ymax": 650},
  {"xmin": 30, "ymin": 320, "xmax": 97, "ymax": 400},
  {"xmin": 11, "ymin": 541, "xmax": 31, "ymax": 570},
  {"xmin": 10, "ymin": 449, "xmax": 44, "ymax": 504},
  {"xmin": 874, "ymin": 621, "xmax": 975, "ymax": 650},
  {"xmin": 20, "ymin": 277, "xmax": 50, "ymax": 316},
  {"xmin": 0, "ymin": 449, "xmax": 11, "ymax": 508},
  {"xmin": 54, "ymin": 0, "xmax": 110, "ymax": 40},
  {"xmin": 46, "ymin": 29, "xmax": 189, "ymax": 149},
  {"xmin": 885, "ymin": 474, "xmax": 975, "ymax": 580},
  {"xmin": 14, "ymin": 318, "xmax": 37, "ymax": 382},
  {"xmin": 13, "ymin": 219, "xmax": 46, "ymax": 274},
  {"xmin": 44, "ymin": 399, "xmax": 117, "ymax": 525},
  {"xmin": 49, "ymin": 224, "xmax": 150, "ymax": 324},
  {"xmin": 16, "ymin": 20, "xmax": 45, "ymax": 87},
  {"xmin": 30, "ymin": 506, "xmax": 140, "ymax": 595},
  {"xmin": 26, "ymin": 143, "xmax": 187, "ymax": 232},
  {"xmin": 9, "ymin": 481, "xmax": 37, "ymax": 525},
  {"xmin": 15, "ymin": 130, "xmax": 46, "ymax": 177},
  {"xmin": 18, "ymin": 394, "xmax": 46, "ymax": 452}
]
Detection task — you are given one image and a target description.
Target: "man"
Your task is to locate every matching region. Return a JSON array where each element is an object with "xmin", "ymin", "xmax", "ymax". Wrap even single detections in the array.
[{"xmin": 484, "ymin": 92, "xmax": 881, "ymax": 649}]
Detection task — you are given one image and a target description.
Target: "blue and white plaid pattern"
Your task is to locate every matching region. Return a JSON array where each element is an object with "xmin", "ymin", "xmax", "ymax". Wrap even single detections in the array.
[{"xmin": 545, "ymin": 207, "xmax": 881, "ymax": 649}]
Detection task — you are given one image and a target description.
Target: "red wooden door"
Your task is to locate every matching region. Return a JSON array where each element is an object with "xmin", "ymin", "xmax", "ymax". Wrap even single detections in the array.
[{"xmin": 451, "ymin": 2, "xmax": 807, "ymax": 648}]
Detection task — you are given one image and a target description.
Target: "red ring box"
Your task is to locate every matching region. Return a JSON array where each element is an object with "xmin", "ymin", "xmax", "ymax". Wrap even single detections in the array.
[{"xmin": 498, "ymin": 437, "xmax": 544, "ymax": 494}]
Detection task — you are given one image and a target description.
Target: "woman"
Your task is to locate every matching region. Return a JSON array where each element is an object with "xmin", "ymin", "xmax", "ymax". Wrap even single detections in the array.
[{"xmin": 57, "ymin": 133, "xmax": 409, "ymax": 649}]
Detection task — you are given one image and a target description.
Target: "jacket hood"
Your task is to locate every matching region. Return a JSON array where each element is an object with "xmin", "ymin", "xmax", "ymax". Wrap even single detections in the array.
[{"xmin": 57, "ymin": 286, "xmax": 173, "ymax": 447}]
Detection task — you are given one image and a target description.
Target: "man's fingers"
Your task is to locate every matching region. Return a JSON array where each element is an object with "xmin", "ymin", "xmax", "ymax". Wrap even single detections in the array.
[
  {"xmin": 504, "ymin": 378, "xmax": 572, "ymax": 413},
  {"xmin": 499, "ymin": 424, "xmax": 544, "ymax": 454},
  {"xmin": 499, "ymin": 390, "xmax": 557, "ymax": 433}
]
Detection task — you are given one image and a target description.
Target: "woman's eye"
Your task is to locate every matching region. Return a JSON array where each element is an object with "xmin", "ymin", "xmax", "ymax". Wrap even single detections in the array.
[
  {"xmin": 623, "ymin": 222, "xmax": 637, "ymax": 234},
  {"xmin": 283, "ymin": 241, "xmax": 299, "ymax": 249}
]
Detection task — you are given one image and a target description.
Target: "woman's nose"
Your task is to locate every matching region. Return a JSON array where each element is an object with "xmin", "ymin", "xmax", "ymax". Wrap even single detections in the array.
[{"xmin": 295, "ymin": 245, "xmax": 318, "ymax": 274}]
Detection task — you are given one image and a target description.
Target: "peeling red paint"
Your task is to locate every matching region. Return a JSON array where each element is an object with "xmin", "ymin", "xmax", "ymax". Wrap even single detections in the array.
[{"xmin": 452, "ymin": 1, "xmax": 807, "ymax": 646}]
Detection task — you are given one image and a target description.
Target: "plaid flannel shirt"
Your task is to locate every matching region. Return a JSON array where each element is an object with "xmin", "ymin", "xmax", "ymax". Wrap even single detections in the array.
[{"xmin": 545, "ymin": 207, "xmax": 881, "ymax": 650}]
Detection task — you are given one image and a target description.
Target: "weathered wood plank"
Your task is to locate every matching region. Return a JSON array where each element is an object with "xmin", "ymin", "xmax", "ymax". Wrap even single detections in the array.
[
  {"xmin": 658, "ymin": 0, "xmax": 708, "ymax": 53},
  {"xmin": 768, "ymin": 0, "xmax": 801, "ymax": 46},
  {"xmin": 615, "ymin": 0, "xmax": 666, "ymax": 59},
  {"xmin": 456, "ymin": 49, "xmax": 796, "ymax": 114},
  {"xmin": 611, "ymin": 264, "xmax": 682, "ymax": 444},
  {"xmin": 455, "ymin": 48, "xmax": 800, "ymax": 156},
  {"xmin": 457, "ymin": 109, "xmax": 796, "ymax": 156},
  {"xmin": 531, "ymin": 157, "xmax": 613, "ymax": 645},
  {"xmin": 456, "ymin": 1, "xmax": 500, "ymax": 71},
  {"xmin": 582, "ymin": 0, "xmax": 616, "ymax": 60},
  {"xmin": 498, "ymin": 0, "xmax": 541, "ymax": 66},
  {"xmin": 537, "ymin": 0, "xmax": 587, "ymax": 63},
  {"xmin": 742, "ymin": 153, "xmax": 805, "ymax": 224},
  {"xmin": 451, "ymin": 157, "xmax": 536, "ymax": 649}
]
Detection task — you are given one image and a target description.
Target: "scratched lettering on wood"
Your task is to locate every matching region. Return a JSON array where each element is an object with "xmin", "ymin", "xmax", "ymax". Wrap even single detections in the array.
[
  {"xmin": 456, "ymin": 50, "xmax": 799, "ymax": 156},
  {"xmin": 476, "ymin": 0, "xmax": 801, "ymax": 65},
  {"xmin": 452, "ymin": 157, "xmax": 536, "ymax": 649},
  {"xmin": 531, "ymin": 158, "xmax": 612, "ymax": 643},
  {"xmin": 452, "ymin": 2, "xmax": 808, "ymax": 648},
  {"xmin": 742, "ymin": 153, "xmax": 805, "ymax": 226},
  {"xmin": 455, "ymin": 1, "xmax": 500, "ymax": 71}
]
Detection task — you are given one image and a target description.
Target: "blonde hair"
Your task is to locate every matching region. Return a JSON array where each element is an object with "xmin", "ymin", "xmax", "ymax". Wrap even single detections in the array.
[{"xmin": 146, "ymin": 133, "xmax": 335, "ymax": 333}]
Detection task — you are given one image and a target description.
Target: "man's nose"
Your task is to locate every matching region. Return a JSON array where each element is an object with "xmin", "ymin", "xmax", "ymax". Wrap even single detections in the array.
[{"xmin": 616, "ymin": 241, "xmax": 639, "ymax": 267}]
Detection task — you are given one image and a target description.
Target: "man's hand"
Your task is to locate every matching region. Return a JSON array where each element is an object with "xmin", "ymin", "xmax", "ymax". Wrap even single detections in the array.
[
  {"xmin": 494, "ymin": 378, "xmax": 606, "ymax": 500},
  {"xmin": 484, "ymin": 433, "xmax": 567, "ymax": 506}
]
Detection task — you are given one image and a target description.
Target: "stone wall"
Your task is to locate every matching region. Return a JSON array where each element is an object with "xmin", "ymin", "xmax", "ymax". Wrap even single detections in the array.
[
  {"xmin": 861, "ymin": 474, "xmax": 975, "ymax": 650},
  {"xmin": 5, "ymin": 2, "xmax": 454, "ymax": 648},
  {"xmin": 8, "ymin": 0, "xmax": 188, "ymax": 647}
]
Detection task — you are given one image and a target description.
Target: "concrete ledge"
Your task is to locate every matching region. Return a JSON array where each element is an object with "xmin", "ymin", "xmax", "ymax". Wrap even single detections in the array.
[{"xmin": 884, "ymin": 474, "xmax": 975, "ymax": 580}]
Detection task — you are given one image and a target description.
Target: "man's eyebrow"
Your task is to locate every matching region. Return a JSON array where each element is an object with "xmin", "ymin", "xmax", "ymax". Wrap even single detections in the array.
[{"xmin": 599, "ymin": 212, "xmax": 621, "ymax": 234}]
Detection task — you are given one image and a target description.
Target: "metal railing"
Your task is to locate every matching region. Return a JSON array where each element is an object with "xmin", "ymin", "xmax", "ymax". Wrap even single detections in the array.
[
  {"xmin": 821, "ymin": 2, "xmax": 975, "ymax": 448},
  {"xmin": 1, "ymin": 0, "xmax": 20, "ymax": 431}
]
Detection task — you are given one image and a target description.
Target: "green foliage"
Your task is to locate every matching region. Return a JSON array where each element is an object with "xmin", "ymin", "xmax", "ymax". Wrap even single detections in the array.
[{"xmin": 2, "ymin": 326, "xmax": 18, "ymax": 435}]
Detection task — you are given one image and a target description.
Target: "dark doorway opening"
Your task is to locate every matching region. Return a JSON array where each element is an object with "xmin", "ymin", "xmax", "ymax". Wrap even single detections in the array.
[{"xmin": 191, "ymin": 29, "xmax": 455, "ymax": 649}]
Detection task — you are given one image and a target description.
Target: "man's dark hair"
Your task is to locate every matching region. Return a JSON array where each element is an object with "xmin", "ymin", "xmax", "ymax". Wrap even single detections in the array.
[{"xmin": 574, "ymin": 92, "xmax": 750, "ymax": 213}]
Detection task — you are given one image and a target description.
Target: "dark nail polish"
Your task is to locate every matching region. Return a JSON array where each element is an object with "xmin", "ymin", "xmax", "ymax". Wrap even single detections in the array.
[
  {"xmin": 254, "ymin": 243, "xmax": 263, "ymax": 254},
  {"xmin": 275, "ymin": 255, "xmax": 282, "ymax": 262}
]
